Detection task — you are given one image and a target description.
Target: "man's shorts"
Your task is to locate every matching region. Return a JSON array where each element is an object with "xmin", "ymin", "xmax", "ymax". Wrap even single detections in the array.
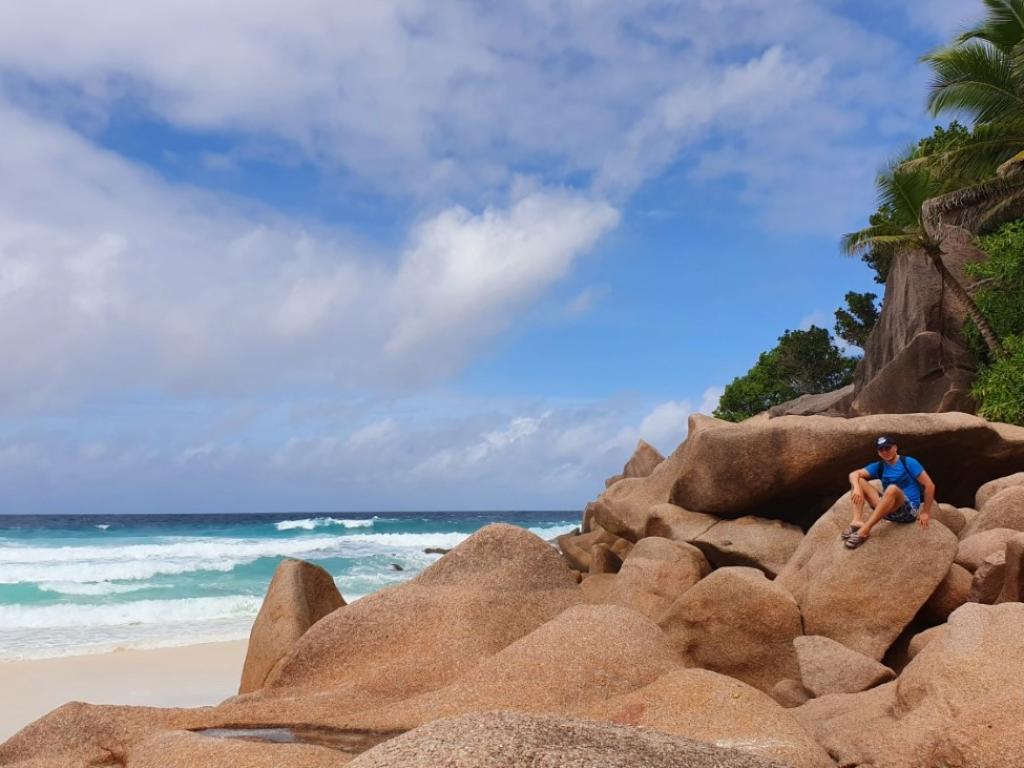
[{"xmin": 885, "ymin": 502, "xmax": 920, "ymax": 524}]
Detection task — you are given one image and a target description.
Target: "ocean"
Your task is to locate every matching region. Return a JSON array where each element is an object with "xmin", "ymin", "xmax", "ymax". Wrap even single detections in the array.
[{"xmin": 0, "ymin": 511, "xmax": 577, "ymax": 661}]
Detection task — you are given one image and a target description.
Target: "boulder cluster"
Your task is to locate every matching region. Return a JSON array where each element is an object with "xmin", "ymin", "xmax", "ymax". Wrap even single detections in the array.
[{"xmin": 2, "ymin": 412, "xmax": 1023, "ymax": 767}]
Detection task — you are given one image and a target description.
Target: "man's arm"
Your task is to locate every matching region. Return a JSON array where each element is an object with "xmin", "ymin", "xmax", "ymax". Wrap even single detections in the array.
[
  {"xmin": 917, "ymin": 470, "xmax": 936, "ymax": 528},
  {"xmin": 849, "ymin": 468, "xmax": 871, "ymax": 505}
]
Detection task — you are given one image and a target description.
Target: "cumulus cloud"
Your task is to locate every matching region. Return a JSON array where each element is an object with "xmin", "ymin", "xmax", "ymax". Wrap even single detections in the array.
[{"xmin": 0, "ymin": 98, "xmax": 617, "ymax": 410}]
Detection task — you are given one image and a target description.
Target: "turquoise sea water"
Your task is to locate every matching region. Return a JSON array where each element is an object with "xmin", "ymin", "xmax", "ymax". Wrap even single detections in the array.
[{"xmin": 0, "ymin": 511, "xmax": 576, "ymax": 660}]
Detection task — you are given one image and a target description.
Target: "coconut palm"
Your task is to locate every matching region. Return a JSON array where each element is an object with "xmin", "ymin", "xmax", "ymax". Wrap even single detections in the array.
[
  {"xmin": 842, "ymin": 163, "xmax": 1005, "ymax": 358},
  {"xmin": 924, "ymin": 0, "xmax": 1024, "ymax": 124},
  {"xmin": 918, "ymin": 1, "xmax": 1024, "ymax": 179}
]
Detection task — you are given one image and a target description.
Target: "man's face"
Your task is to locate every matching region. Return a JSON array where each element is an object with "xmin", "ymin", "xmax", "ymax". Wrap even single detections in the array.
[{"xmin": 877, "ymin": 444, "xmax": 897, "ymax": 460}]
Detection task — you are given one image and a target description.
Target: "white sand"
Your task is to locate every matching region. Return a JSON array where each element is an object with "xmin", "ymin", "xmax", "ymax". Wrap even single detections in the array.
[{"xmin": 0, "ymin": 640, "xmax": 248, "ymax": 743}]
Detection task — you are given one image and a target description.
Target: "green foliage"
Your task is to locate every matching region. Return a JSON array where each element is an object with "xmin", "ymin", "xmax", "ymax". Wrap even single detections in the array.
[
  {"xmin": 973, "ymin": 334, "xmax": 1024, "ymax": 424},
  {"xmin": 834, "ymin": 291, "xmax": 880, "ymax": 348},
  {"xmin": 964, "ymin": 217, "xmax": 1024, "ymax": 357},
  {"xmin": 714, "ymin": 327, "xmax": 857, "ymax": 422}
]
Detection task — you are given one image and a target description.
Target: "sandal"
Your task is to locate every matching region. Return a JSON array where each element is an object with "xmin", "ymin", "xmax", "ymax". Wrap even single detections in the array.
[
  {"xmin": 841, "ymin": 524, "xmax": 862, "ymax": 541},
  {"xmin": 845, "ymin": 532, "xmax": 869, "ymax": 549}
]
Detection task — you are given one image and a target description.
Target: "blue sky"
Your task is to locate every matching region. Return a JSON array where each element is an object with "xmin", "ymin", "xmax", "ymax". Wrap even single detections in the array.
[{"xmin": 0, "ymin": 1, "xmax": 980, "ymax": 513}]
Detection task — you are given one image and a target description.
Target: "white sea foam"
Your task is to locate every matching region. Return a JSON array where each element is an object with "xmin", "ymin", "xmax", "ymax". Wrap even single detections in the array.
[
  {"xmin": 37, "ymin": 580, "xmax": 160, "ymax": 596},
  {"xmin": 94, "ymin": 524, "xmax": 110, "ymax": 530},
  {"xmin": 0, "ymin": 531, "xmax": 476, "ymax": 585},
  {"xmin": 275, "ymin": 516, "xmax": 377, "ymax": 531},
  {"xmin": 0, "ymin": 595, "xmax": 261, "ymax": 629},
  {"xmin": 526, "ymin": 523, "xmax": 577, "ymax": 539}
]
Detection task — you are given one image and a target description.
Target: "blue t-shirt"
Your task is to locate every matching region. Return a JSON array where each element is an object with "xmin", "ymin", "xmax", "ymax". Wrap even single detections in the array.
[{"xmin": 864, "ymin": 455, "xmax": 925, "ymax": 506}]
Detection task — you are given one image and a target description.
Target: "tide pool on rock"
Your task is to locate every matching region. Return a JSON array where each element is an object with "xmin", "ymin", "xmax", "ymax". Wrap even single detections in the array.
[{"xmin": 0, "ymin": 511, "xmax": 576, "ymax": 660}]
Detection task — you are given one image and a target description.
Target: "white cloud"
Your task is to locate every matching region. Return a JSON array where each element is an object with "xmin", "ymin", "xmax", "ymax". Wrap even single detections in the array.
[
  {"xmin": 0, "ymin": 1, "xmax": 931, "ymax": 225},
  {"xmin": 0, "ymin": 98, "xmax": 617, "ymax": 410},
  {"xmin": 564, "ymin": 285, "xmax": 608, "ymax": 318},
  {"xmin": 638, "ymin": 400, "xmax": 694, "ymax": 454}
]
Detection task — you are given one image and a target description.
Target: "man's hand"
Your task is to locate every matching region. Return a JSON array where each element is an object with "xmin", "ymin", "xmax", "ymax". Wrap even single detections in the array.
[
  {"xmin": 851, "ymin": 488, "xmax": 864, "ymax": 506},
  {"xmin": 918, "ymin": 511, "xmax": 930, "ymax": 529}
]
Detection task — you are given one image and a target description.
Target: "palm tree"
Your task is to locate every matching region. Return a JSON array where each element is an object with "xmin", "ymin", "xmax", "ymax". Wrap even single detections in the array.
[
  {"xmin": 842, "ymin": 163, "xmax": 1005, "ymax": 358},
  {"xmin": 919, "ymin": 1, "xmax": 1024, "ymax": 179},
  {"xmin": 924, "ymin": 0, "xmax": 1024, "ymax": 124}
]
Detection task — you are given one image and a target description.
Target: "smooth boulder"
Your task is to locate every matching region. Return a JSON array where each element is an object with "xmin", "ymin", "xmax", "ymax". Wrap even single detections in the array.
[
  {"xmin": 955, "ymin": 527, "xmax": 1020, "ymax": 572},
  {"xmin": 604, "ymin": 439, "xmax": 665, "ymax": 488},
  {"xmin": 961, "ymin": 486, "xmax": 1024, "ymax": 538},
  {"xmin": 921, "ymin": 562, "xmax": 971, "ymax": 622},
  {"xmin": 794, "ymin": 635, "xmax": 894, "ymax": 697},
  {"xmin": 692, "ymin": 515, "xmax": 803, "ymax": 578},
  {"xmin": 347, "ymin": 711, "xmax": 785, "ymax": 768},
  {"xmin": 794, "ymin": 603, "xmax": 1024, "ymax": 767},
  {"xmin": 976, "ymin": 471, "xmax": 1024, "ymax": 510},
  {"xmin": 658, "ymin": 567, "xmax": 802, "ymax": 694},
  {"xmin": 997, "ymin": 532, "xmax": 1024, "ymax": 603},
  {"xmin": 642, "ymin": 503, "xmax": 719, "ymax": 542},
  {"xmin": 239, "ymin": 558, "xmax": 346, "ymax": 694},
  {"xmin": 669, "ymin": 412, "xmax": 1024, "ymax": 519},
  {"xmin": 777, "ymin": 492, "xmax": 957, "ymax": 660},
  {"xmin": 584, "ymin": 668, "xmax": 833, "ymax": 768}
]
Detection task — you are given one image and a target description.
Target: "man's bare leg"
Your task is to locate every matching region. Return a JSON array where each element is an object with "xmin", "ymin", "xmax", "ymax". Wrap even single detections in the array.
[
  {"xmin": 850, "ymin": 476, "xmax": 882, "ymax": 529},
  {"xmin": 858, "ymin": 485, "xmax": 906, "ymax": 539}
]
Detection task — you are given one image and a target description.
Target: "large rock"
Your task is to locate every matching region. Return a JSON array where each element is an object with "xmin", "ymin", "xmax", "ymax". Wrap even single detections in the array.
[
  {"xmin": 583, "ymin": 668, "xmax": 833, "ymax": 768},
  {"xmin": 659, "ymin": 567, "xmax": 802, "ymax": 694},
  {"xmin": 556, "ymin": 526, "xmax": 631, "ymax": 572},
  {"xmin": 667, "ymin": 412, "xmax": 1024, "ymax": 520},
  {"xmin": 921, "ymin": 562, "xmax": 972, "ymax": 623},
  {"xmin": 955, "ymin": 527, "xmax": 1020, "ymax": 571},
  {"xmin": 997, "ymin": 532, "xmax": 1024, "ymax": 603},
  {"xmin": 604, "ymin": 439, "xmax": 664, "ymax": 488},
  {"xmin": 961, "ymin": 485, "xmax": 1024, "ymax": 538},
  {"xmin": 692, "ymin": 516, "xmax": 803, "ymax": 578},
  {"xmin": 239, "ymin": 558, "xmax": 345, "ymax": 694},
  {"xmin": 588, "ymin": 543, "xmax": 622, "ymax": 574},
  {"xmin": 259, "ymin": 525, "xmax": 581, "ymax": 711},
  {"xmin": 794, "ymin": 635, "xmax": 894, "ymax": 697},
  {"xmin": 969, "ymin": 551, "xmax": 1007, "ymax": 604},
  {"xmin": 580, "ymin": 537, "xmax": 709, "ymax": 621},
  {"xmin": 794, "ymin": 603, "xmax": 1024, "ymax": 767},
  {"xmin": 976, "ymin": 471, "xmax": 1024, "ymax": 509},
  {"xmin": 641, "ymin": 503, "xmax": 719, "ymax": 542},
  {"xmin": 777, "ymin": 492, "xmax": 957, "ymax": 660},
  {"xmin": 347, "ymin": 711, "xmax": 785, "ymax": 768},
  {"xmin": 769, "ymin": 385, "xmax": 855, "ymax": 417},
  {"xmin": 349, "ymin": 604, "xmax": 681, "ymax": 731},
  {"xmin": 932, "ymin": 502, "xmax": 967, "ymax": 536}
]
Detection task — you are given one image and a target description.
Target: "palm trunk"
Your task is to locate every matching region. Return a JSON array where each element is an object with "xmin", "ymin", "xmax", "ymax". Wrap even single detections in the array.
[{"xmin": 925, "ymin": 246, "xmax": 1005, "ymax": 359}]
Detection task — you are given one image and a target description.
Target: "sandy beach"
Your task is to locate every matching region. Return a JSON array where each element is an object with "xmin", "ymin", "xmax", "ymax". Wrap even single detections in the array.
[{"xmin": 0, "ymin": 640, "xmax": 248, "ymax": 743}]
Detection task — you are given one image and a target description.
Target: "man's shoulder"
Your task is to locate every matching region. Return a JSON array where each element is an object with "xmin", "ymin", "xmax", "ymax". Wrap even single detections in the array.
[{"xmin": 904, "ymin": 455, "xmax": 925, "ymax": 472}]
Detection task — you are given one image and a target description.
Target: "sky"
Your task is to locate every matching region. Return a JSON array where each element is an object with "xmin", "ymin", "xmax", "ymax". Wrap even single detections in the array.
[{"xmin": 0, "ymin": 0, "xmax": 981, "ymax": 514}]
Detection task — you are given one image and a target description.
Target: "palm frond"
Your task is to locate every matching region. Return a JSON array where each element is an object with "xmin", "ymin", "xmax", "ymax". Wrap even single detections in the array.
[
  {"xmin": 875, "ymin": 164, "xmax": 944, "ymax": 227},
  {"xmin": 954, "ymin": 0, "xmax": 1024, "ymax": 53},
  {"xmin": 924, "ymin": 42, "xmax": 1024, "ymax": 123},
  {"xmin": 904, "ymin": 120, "xmax": 1024, "ymax": 182}
]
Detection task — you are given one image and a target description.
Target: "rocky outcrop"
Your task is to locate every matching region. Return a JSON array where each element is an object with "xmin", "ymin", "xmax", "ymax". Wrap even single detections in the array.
[
  {"xmin": 976, "ymin": 471, "xmax": 1024, "ymax": 509},
  {"xmin": 769, "ymin": 385, "xmax": 855, "ymax": 418},
  {"xmin": 921, "ymin": 563, "xmax": 971, "ymax": 623},
  {"xmin": 691, "ymin": 515, "xmax": 803, "ymax": 577},
  {"xmin": 968, "ymin": 551, "xmax": 1007, "ymax": 604},
  {"xmin": 777, "ymin": 492, "xmax": 957, "ymax": 660},
  {"xmin": 348, "ymin": 711, "xmax": 786, "ymax": 768},
  {"xmin": 556, "ymin": 526, "xmax": 631, "ymax": 571},
  {"xmin": 961, "ymin": 485, "xmax": 1024, "ymax": 537},
  {"xmin": 659, "ymin": 567, "xmax": 802, "ymax": 695},
  {"xmin": 128, "ymin": 730, "xmax": 347, "ymax": 768},
  {"xmin": 956, "ymin": 527, "xmax": 1020, "ymax": 571},
  {"xmin": 794, "ymin": 635, "xmax": 894, "ymax": 697},
  {"xmin": 668, "ymin": 412, "xmax": 1024, "ymax": 517},
  {"xmin": 641, "ymin": 503, "xmax": 719, "ymax": 541},
  {"xmin": 239, "ymin": 559, "xmax": 345, "ymax": 694},
  {"xmin": 997, "ymin": 532, "xmax": 1024, "ymax": 603},
  {"xmin": 584, "ymin": 668, "xmax": 834, "ymax": 768},
  {"xmin": 604, "ymin": 439, "xmax": 664, "ymax": 488},
  {"xmin": 261, "ymin": 524, "xmax": 581, "ymax": 709},
  {"xmin": 580, "ymin": 537, "xmax": 709, "ymax": 621},
  {"xmin": 794, "ymin": 603, "xmax": 1024, "ymax": 768}
]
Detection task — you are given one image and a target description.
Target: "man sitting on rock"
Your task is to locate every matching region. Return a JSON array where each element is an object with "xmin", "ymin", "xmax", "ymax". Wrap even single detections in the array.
[{"xmin": 843, "ymin": 436, "xmax": 935, "ymax": 549}]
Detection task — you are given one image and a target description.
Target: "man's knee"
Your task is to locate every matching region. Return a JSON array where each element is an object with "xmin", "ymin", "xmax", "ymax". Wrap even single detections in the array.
[{"xmin": 882, "ymin": 485, "xmax": 904, "ymax": 501}]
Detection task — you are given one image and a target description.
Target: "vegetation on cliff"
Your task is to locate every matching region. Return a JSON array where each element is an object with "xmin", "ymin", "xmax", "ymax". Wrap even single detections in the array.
[{"xmin": 717, "ymin": 0, "xmax": 1024, "ymax": 424}]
